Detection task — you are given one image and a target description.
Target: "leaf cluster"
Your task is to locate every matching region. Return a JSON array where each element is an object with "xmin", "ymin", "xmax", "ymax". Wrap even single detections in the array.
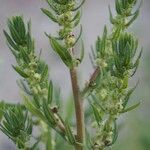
[
  {"xmin": 0, "ymin": 106, "xmax": 32, "ymax": 149},
  {"xmin": 112, "ymin": 32, "xmax": 142, "ymax": 78},
  {"xmin": 3, "ymin": 16, "xmax": 34, "ymax": 60}
]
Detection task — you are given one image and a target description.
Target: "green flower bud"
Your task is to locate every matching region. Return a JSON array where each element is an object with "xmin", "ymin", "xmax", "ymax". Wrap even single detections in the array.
[
  {"xmin": 115, "ymin": 101, "xmax": 123, "ymax": 111},
  {"xmin": 99, "ymin": 88, "xmax": 108, "ymax": 100},
  {"xmin": 59, "ymin": 28, "xmax": 72, "ymax": 38},
  {"xmin": 33, "ymin": 73, "xmax": 41, "ymax": 82},
  {"xmin": 122, "ymin": 75, "xmax": 129, "ymax": 89},
  {"xmin": 58, "ymin": 12, "xmax": 72, "ymax": 26},
  {"xmin": 28, "ymin": 70, "xmax": 35, "ymax": 76},
  {"xmin": 29, "ymin": 62, "xmax": 37, "ymax": 69},
  {"xmin": 37, "ymin": 85, "xmax": 42, "ymax": 93},
  {"xmin": 65, "ymin": 34, "xmax": 75, "ymax": 47},
  {"xmin": 73, "ymin": 59, "xmax": 80, "ymax": 67},
  {"xmin": 96, "ymin": 58, "xmax": 108, "ymax": 68},
  {"xmin": 32, "ymin": 87, "xmax": 38, "ymax": 95},
  {"xmin": 66, "ymin": 2, "xmax": 76, "ymax": 10},
  {"xmin": 104, "ymin": 136, "xmax": 112, "ymax": 145}
]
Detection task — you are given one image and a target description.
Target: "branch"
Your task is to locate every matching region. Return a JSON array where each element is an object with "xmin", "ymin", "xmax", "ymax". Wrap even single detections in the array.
[{"xmin": 81, "ymin": 67, "xmax": 100, "ymax": 97}]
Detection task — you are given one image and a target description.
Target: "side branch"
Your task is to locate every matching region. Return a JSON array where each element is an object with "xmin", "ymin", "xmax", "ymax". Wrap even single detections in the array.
[{"xmin": 81, "ymin": 67, "xmax": 100, "ymax": 97}]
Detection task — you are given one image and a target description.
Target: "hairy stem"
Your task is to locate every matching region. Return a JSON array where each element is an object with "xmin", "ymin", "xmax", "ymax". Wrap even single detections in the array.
[{"xmin": 70, "ymin": 68, "xmax": 84, "ymax": 150}]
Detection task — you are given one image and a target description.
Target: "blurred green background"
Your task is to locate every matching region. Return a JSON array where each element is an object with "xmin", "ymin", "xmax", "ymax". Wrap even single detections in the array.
[{"xmin": 0, "ymin": 0, "xmax": 149, "ymax": 149}]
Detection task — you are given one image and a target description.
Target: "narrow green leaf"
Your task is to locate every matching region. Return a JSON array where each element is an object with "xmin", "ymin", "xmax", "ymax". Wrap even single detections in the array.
[
  {"xmin": 3, "ymin": 30, "xmax": 19, "ymax": 50},
  {"xmin": 123, "ymin": 81, "xmax": 139, "ymax": 108},
  {"xmin": 7, "ymin": 45, "xmax": 19, "ymax": 58},
  {"xmin": 113, "ymin": 25, "xmax": 122, "ymax": 40},
  {"xmin": 73, "ymin": 25, "xmax": 82, "ymax": 46},
  {"xmin": 19, "ymin": 47, "xmax": 30, "ymax": 63},
  {"xmin": 131, "ymin": 48, "xmax": 143, "ymax": 76},
  {"xmin": 100, "ymin": 25, "xmax": 107, "ymax": 56},
  {"xmin": 33, "ymin": 95, "xmax": 41, "ymax": 109},
  {"xmin": 46, "ymin": 0, "xmax": 59, "ymax": 14},
  {"xmin": 54, "ymin": 86, "xmax": 62, "ymax": 108},
  {"xmin": 41, "ymin": 63, "xmax": 49, "ymax": 80},
  {"xmin": 0, "ymin": 124, "xmax": 14, "ymax": 140},
  {"xmin": 91, "ymin": 104, "xmax": 102, "ymax": 126},
  {"xmin": 23, "ymin": 95, "xmax": 46, "ymax": 121},
  {"xmin": 73, "ymin": 11, "xmax": 82, "ymax": 27},
  {"xmin": 126, "ymin": 10, "xmax": 139, "ymax": 27},
  {"xmin": 42, "ymin": 101, "xmax": 56, "ymax": 126},
  {"xmin": 131, "ymin": 0, "xmax": 143, "ymax": 16},
  {"xmin": 17, "ymin": 16, "xmax": 26, "ymax": 40},
  {"xmin": 121, "ymin": 101, "xmax": 141, "ymax": 113},
  {"xmin": 41, "ymin": 8, "xmax": 58, "ymax": 23},
  {"xmin": 109, "ymin": 120, "xmax": 118, "ymax": 146},
  {"xmin": 17, "ymin": 80, "xmax": 31, "ymax": 95},
  {"xmin": 72, "ymin": 11, "xmax": 81, "ymax": 22},
  {"xmin": 108, "ymin": 5, "xmax": 116, "ymax": 24},
  {"xmin": 49, "ymin": 37, "xmax": 73, "ymax": 67},
  {"xmin": 12, "ymin": 65, "xmax": 29, "ymax": 78},
  {"xmin": 79, "ymin": 40, "xmax": 84, "ymax": 63},
  {"xmin": 72, "ymin": 0, "xmax": 85, "ymax": 11},
  {"xmin": 7, "ymin": 19, "xmax": 22, "ymax": 45},
  {"xmin": 27, "ymin": 20, "xmax": 34, "ymax": 53},
  {"xmin": 65, "ymin": 122, "xmax": 76, "ymax": 145},
  {"xmin": 90, "ymin": 94, "xmax": 106, "ymax": 112},
  {"xmin": 55, "ymin": 0, "xmax": 69, "ymax": 5},
  {"xmin": 96, "ymin": 36, "xmax": 101, "ymax": 53},
  {"xmin": 48, "ymin": 81, "xmax": 53, "ymax": 104}
]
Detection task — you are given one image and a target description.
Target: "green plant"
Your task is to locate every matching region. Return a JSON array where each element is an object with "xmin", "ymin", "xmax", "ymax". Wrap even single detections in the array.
[{"xmin": 0, "ymin": 0, "xmax": 143, "ymax": 150}]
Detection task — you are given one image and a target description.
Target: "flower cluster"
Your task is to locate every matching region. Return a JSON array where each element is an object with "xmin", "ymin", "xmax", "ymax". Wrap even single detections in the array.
[
  {"xmin": 42, "ymin": 0, "xmax": 84, "ymax": 68},
  {"xmin": 88, "ymin": 0, "xmax": 142, "ymax": 149}
]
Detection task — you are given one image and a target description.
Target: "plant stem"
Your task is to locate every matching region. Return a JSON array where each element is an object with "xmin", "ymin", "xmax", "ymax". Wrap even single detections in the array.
[
  {"xmin": 81, "ymin": 67, "xmax": 100, "ymax": 97},
  {"xmin": 70, "ymin": 68, "xmax": 84, "ymax": 150}
]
